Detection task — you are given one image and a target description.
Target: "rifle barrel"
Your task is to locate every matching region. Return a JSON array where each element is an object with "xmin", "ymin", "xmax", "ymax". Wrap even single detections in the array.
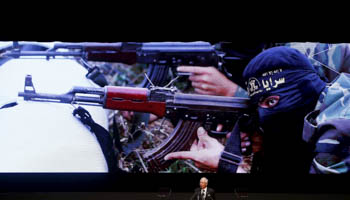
[
  {"xmin": 3, "ymin": 51, "xmax": 84, "ymax": 58},
  {"xmin": 53, "ymin": 42, "xmax": 124, "ymax": 51},
  {"xmin": 173, "ymin": 93, "xmax": 249, "ymax": 110}
]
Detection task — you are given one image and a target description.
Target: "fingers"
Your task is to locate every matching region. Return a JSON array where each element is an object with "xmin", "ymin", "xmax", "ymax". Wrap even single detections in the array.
[
  {"xmin": 197, "ymin": 127, "xmax": 219, "ymax": 149},
  {"xmin": 190, "ymin": 139, "xmax": 198, "ymax": 151},
  {"xmin": 241, "ymin": 141, "xmax": 251, "ymax": 148},
  {"xmin": 164, "ymin": 128, "xmax": 208, "ymax": 161},
  {"xmin": 194, "ymin": 88, "xmax": 215, "ymax": 95},
  {"xmin": 189, "ymin": 74, "xmax": 211, "ymax": 83},
  {"xmin": 121, "ymin": 111, "xmax": 134, "ymax": 121},
  {"xmin": 179, "ymin": 66, "xmax": 238, "ymax": 97},
  {"xmin": 197, "ymin": 127, "xmax": 208, "ymax": 141},
  {"xmin": 164, "ymin": 127, "xmax": 223, "ymax": 171},
  {"xmin": 216, "ymin": 124, "xmax": 223, "ymax": 132},
  {"xmin": 197, "ymin": 127, "xmax": 208, "ymax": 149},
  {"xmin": 191, "ymin": 81, "xmax": 216, "ymax": 92},
  {"xmin": 240, "ymin": 132, "xmax": 251, "ymax": 153},
  {"xmin": 241, "ymin": 135, "xmax": 250, "ymax": 148},
  {"xmin": 177, "ymin": 66, "xmax": 215, "ymax": 74},
  {"xmin": 190, "ymin": 75, "xmax": 217, "ymax": 95},
  {"xmin": 149, "ymin": 114, "xmax": 159, "ymax": 123},
  {"xmin": 164, "ymin": 151, "xmax": 199, "ymax": 162},
  {"xmin": 240, "ymin": 132, "xmax": 249, "ymax": 140}
]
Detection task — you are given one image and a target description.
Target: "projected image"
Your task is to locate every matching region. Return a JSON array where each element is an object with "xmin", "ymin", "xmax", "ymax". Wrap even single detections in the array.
[{"xmin": 0, "ymin": 41, "xmax": 348, "ymax": 174}]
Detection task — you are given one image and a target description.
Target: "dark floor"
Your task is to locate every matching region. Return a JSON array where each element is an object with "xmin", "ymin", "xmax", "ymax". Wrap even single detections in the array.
[{"xmin": 0, "ymin": 192, "xmax": 349, "ymax": 200}]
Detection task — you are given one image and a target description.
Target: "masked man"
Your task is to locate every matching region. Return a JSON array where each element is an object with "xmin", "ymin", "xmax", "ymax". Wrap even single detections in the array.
[{"xmin": 166, "ymin": 46, "xmax": 350, "ymax": 174}]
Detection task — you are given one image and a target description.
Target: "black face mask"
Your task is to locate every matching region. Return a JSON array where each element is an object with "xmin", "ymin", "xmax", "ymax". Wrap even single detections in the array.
[
  {"xmin": 242, "ymin": 46, "xmax": 327, "ymax": 173},
  {"xmin": 257, "ymin": 103, "xmax": 317, "ymax": 174},
  {"xmin": 258, "ymin": 104, "xmax": 313, "ymax": 137},
  {"xmin": 256, "ymin": 70, "xmax": 325, "ymax": 131}
]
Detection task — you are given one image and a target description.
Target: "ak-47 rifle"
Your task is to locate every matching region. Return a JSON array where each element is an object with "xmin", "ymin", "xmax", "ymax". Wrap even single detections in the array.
[
  {"xmin": 2, "ymin": 41, "xmax": 244, "ymax": 88},
  {"xmin": 18, "ymin": 75, "xmax": 251, "ymax": 172}
]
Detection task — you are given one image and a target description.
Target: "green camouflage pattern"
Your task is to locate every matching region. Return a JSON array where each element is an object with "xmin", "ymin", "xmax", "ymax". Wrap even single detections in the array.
[
  {"xmin": 284, "ymin": 42, "xmax": 350, "ymax": 81},
  {"xmin": 314, "ymin": 73, "xmax": 350, "ymax": 123},
  {"xmin": 282, "ymin": 43, "xmax": 350, "ymax": 173},
  {"xmin": 304, "ymin": 73, "xmax": 350, "ymax": 173},
  {"xmin": 234, "ymin": 86, "xmax": 249, "ymax": 97}
]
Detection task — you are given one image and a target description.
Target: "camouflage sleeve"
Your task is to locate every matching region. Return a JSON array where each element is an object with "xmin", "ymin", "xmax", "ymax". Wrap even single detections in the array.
[
  {"xmin": 309, "ymin": 119, "xmax": 350, "ymax": 174},
  {"xmin": 285, "ymin": 42, "xmax": 350, "ymax": 81},
  {"xmin": 233, "ymin": 86, "xmax": 249, "ymax": 98}
]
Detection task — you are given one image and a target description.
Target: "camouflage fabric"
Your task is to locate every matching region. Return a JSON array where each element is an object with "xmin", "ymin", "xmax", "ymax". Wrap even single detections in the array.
[
  {"xmin": 234, "ymin": 86, "xmax": 249, "ymax": 97},
  {"xmin": 284, "ymin": 42, "xmax": 350, "ymax": 81},
  {"xmin": 275, "ymin": 43, "xmax": 350, "ymax": 173},
  {"xmin": 314, "ymin": 73, "xmax": 350, "ymax": 122},
  {"xmin": 303, "ymin": 73, "xmax": 350, "ymax": 174}
]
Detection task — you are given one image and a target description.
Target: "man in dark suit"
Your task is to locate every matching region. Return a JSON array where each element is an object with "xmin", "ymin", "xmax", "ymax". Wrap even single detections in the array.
[{"xmin": 191, "ymin": 177, "xmax": 215, "ymax": 200}]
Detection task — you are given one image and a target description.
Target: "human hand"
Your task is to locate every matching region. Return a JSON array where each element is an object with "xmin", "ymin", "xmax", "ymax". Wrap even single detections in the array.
[
  {"xmin": 164, "ymin": 127, "xmax": 224, "ymax": 171},
  {"xmin": 121, "ymin": 111, "xmax": 159, "ymax": 123},
  {"xmin": 177, "ymin": 66, "xmax": 238, "ymax": 96},
  {"xmin": 120, "ymin": 111, "xmax": 134, "ymax": 121},
  {"xmin": 225, "ymin": 131, "xmax": 261, "ymax": 154}
]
